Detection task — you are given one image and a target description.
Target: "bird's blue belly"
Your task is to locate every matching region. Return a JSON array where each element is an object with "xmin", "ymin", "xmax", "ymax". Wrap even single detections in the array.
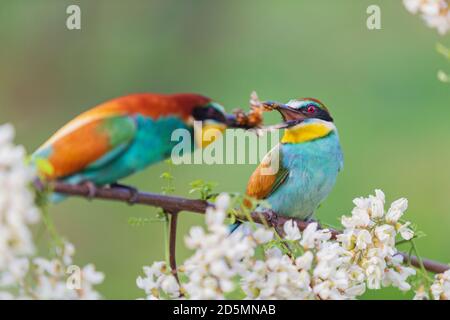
[
  {"xmin": 267, "ymin": 133, "xmax": 343, "ymax": 219},
  {"xmin": 64, "ymin": 115, "xmax": 193, "ymax": 185}
]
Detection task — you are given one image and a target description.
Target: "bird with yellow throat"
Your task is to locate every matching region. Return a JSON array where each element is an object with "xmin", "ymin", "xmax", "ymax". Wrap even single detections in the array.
[{"xmin": 244, "ymin": 98, "xmax": 343, "ymax": 221}]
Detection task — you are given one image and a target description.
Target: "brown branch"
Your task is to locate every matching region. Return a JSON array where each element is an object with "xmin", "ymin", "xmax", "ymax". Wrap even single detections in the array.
[
  {"xmin": 168, "ymin": 211, "xmax": 180, "ymax": 282},
  {"xmin": 51, "ymin": 181, "xmax": 450, "ymax": 274}
]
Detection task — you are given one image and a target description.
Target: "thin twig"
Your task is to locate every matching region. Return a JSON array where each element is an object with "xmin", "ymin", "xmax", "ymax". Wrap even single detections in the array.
[
  {"xmin": 51, "ymin": 181, "xmax": 450, "ymax": 274},
  {"xmin": 169, "ymin": 211, "xmax": 180, "ymax": 282}
]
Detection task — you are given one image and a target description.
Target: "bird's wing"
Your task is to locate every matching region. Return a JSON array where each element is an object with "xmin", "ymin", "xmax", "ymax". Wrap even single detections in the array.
[
  {"xmin": 33, "ymin": 111, "xmax": 137, "ymax": 180},
  {"xmin": 246, "ymin": 144, "xmax": 289, "ymax": 200}
]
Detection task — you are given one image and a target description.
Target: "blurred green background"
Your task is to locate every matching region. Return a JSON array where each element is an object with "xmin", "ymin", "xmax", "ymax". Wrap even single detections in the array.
[{"xmin": 1, "ymin": 0, "xmax": 449, "ymax": 299}]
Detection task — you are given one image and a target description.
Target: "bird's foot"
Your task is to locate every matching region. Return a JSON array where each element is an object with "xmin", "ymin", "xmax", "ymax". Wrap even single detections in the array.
[
  {"xmin": 80, "ymin": 181, "xmax": 98, "ymax": 200},
  {"xmin": 110, "ymin": 182, "xmax": 139, "ymax": 205},
  {"xmin": 264, "ymin": 209, "xmax": 279, "ymax": 227}
]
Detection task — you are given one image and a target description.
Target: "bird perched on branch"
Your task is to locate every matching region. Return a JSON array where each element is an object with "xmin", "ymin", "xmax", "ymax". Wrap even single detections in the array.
[
  {"xmin": 241, "ymin": 98, "xmax": 343, "ymax": 226},
  {"xmin": 32, "ymin": 93, "xmax": 232, "ymax": 202}
]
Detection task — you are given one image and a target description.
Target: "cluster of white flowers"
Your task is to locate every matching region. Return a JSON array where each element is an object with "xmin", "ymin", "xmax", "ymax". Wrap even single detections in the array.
[
  {"xmin": 183, "ymin": 194, "xmax": 257, "ymax": 299},
  {"xmin": 0, "ymin": 123, "xmax": 40, "ymax": 295},
  {"xmin": 137, "ymin": 194, "xmax": 257, "ymax": 299},
  {"xmin": 1, "ymin": 242, "xmax": 104, "ymax": 300},
  {"xmin": 138, "ymin": 190, "xmax": 425, "ymax": 300},
  {"xmin": 0, "ymin": 124, "xmax": 40, "ymax": 264},
  {"xmin": 0, "ymin": 123, "xmax": 104, "ymax": 300},
  {"xmin": 337, "ymin": 190, "xmax": 416, "ymax": 292},
  {"xmin": 430, "ymin": 269, "xmax": 450, "ymax": 299},
  {"xmin": 241, "ymin": 223, "xmax": 365, "ymax": 300},
  {"xmin": 414, "ymin": 269, "xmax": 450, "ymax": 300},
  {"xmin": 404, "ymin": 0, "xmax": 450, "ymax": 35},
  {"xmin": 136, "ymin": 261, "xmax": 180, "ymax": 299}
]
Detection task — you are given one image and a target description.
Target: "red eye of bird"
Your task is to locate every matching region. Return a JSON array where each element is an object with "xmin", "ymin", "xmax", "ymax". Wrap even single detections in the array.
[{"xmin": 307, "ymin": 106, "xmax": 316, "ymax": 113}]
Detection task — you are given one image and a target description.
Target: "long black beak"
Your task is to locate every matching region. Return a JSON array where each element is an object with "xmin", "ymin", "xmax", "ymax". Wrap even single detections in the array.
[{"xmin": 262, "ymin": 101, "xmax": 306, "ymax": 126}]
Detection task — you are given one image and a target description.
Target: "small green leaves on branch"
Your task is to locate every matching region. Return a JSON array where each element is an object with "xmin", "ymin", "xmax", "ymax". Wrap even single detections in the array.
[{"xmin": 189, "ymin": 179, "xmax": 218, "ymax": 200}]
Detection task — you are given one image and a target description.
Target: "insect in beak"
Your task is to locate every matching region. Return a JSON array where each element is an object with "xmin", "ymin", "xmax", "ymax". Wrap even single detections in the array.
[{"xmin": 261, "ymin": 101, "xmax": 307, "ymax": 125}]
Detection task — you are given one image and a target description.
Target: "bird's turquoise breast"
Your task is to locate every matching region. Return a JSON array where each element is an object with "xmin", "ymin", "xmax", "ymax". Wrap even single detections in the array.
[
  {"xmin": 267, "ymin": 132, "xmax": 343, "ymax": 219},
  {"xmin": 66, "ymin": 115, "xmax": 193, "ymax": 185}
]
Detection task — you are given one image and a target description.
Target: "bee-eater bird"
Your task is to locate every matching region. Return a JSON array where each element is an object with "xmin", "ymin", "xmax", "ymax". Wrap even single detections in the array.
[
  {"xmin": 245, "ymin": 98, "xmax": 343, "ymax": 221},
  {"xmin": 32, "ymin": 93, "xmax": 229, "ymax": 201}
]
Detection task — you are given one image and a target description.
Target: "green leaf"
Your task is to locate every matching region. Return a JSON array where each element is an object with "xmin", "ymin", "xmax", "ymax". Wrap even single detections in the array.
[
  {"xmin": 160, "ymin": 172, "xmax": 174, "ymax": 180},
  {"xmin": 188, "ymin": 179, "xmax": 217, "ymax": 200}
]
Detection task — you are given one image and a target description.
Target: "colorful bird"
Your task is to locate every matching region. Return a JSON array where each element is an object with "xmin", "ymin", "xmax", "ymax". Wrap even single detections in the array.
[
  {"xmin": 32, "ymin": 93, "xmax": 229, "ymax": 201},
  {"xmin": 244, "ymin": 98, "xmax": 343, "ymax": 222}
]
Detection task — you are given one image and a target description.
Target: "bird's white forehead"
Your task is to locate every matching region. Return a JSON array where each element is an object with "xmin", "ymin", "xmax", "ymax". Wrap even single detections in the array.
[{"xmin": 286, "ymin": 99, "xmax": 309, "ymax": 109}]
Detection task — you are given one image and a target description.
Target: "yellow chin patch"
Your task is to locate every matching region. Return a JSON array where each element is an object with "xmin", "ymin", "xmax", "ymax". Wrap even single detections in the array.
[
  {"xmin": 195, "ymin": 122, "xmax": 226, "ymax": 148},
  {"xmin": 281, "ymin": 122, "xmax": 333, "ymax": 144}
]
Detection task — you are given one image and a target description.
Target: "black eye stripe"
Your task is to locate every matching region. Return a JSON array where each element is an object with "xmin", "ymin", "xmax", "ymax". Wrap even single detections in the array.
[
  {"xmin": 299, "ymin": 104, "xmax": 333, "ymax": 122},
  {"xmin": 192, "ymin": 106, "xmax": 226, "ymax": 122}
]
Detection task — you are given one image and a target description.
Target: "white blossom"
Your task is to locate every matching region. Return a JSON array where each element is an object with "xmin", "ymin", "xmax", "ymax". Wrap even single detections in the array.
[
  {"xmin": 0, "ymin": 123, "xmax": 104, "ymax": 300},
  {"xmin": 242, "ymin": 247, "xmax": 314, "ymax": 300},
  {"xmin": 138, "ymin": 193, "xmax": 256, "ymax": 300},
  {"xmin": 283, "ymin": 220, "xmax": 301, "ymax": 241},
  {"xmin": 430, "ymin": 269, "xmax": 450, "ymax": 300},
  {"xmin": 295, "ymin": 251, "xmax": 313, "ymax": 270},
  {"xmin": 356, "ymin": 229, "xmax": 372, "ymax": 250},
  {"xmin": 0, "ymin": 124, "xmax": 39, "ymax": 273},
  {"xmin": 374, "ymin": 224, "xmax": 396, "ymax": 245},
  {"xmin": 403, "ymin": 0, "xmax": 450, "ymax": 35},
  {"xmin": 183, "ymin": 197, "xmax": 255, "ymax": 299},
  {"xmin": 29, "ymin": 242, "xmax": 104, "ymax": 300},
  {"xmin": 253, "ymin": 228, "xmax": 274, "ymax": 244},
  {"xmin": 136, "ymin": 261, "xmax": 181, "ymax": 299},
  {"xmin": 413, "ymin": 285, "xmax": 430, "ymax": 300},
  {"xmin": 337, "ymin": 190, "xmax": 415, "ymax": 291},
  {"xmin": 299, "ymin": 223, "xmax": 331, "ymax": 249},
  {"xmin": 369, "ymin": 190, "xmax": 385, "ymax": 218},
  {"xmin": 397, "ymin": 222, "xmax": 414, "ymax": 241}
]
